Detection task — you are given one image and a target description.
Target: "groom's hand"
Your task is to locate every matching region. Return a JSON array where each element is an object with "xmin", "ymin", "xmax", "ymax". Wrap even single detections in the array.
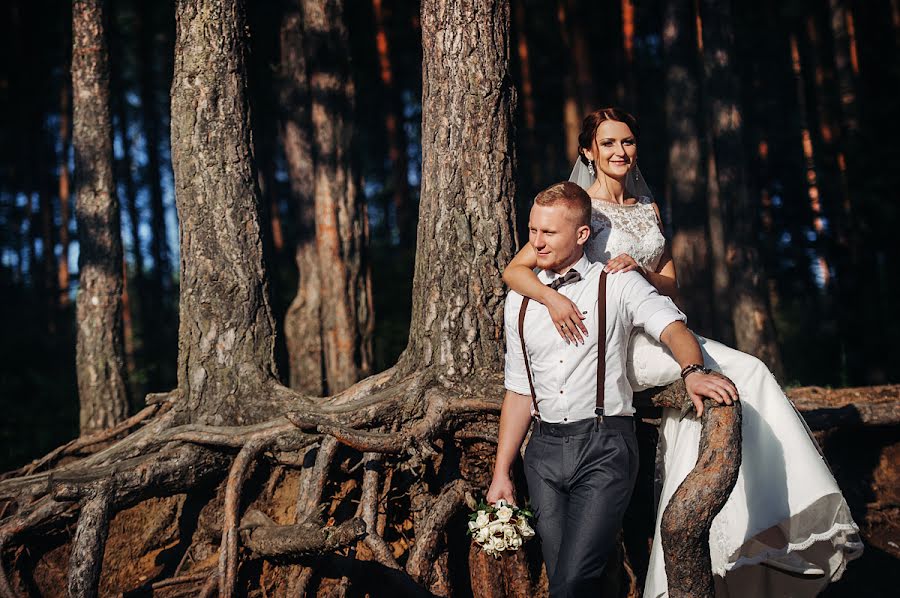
[
  {"xmin": 486, "ymin": 473, "xmax": 516, "ymax": 506},
  {"xmin": 684, "ymin": 371, "xmax": 739, "ymax": 417}
]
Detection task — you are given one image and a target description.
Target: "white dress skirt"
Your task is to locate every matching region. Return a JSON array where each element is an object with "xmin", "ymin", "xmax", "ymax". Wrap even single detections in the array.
[{"xmin": 584, "ymin": 198, "xmax": 862, "ymax": 597}]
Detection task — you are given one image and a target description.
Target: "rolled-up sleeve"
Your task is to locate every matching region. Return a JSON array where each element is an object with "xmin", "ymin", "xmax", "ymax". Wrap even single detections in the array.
[
  {"xmin": 503, "ymin": 293, "xmax": 532, "ymax": 395},
  {"xmin": 618, "ymin": 272, "xmax": 686, "ymax": 341}
]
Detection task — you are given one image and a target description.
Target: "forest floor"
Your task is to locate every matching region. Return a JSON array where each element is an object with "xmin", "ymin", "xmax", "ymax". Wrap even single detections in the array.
[{"xmin": 788, "ymin": 385, "xmax": 900, "ymax": 596}]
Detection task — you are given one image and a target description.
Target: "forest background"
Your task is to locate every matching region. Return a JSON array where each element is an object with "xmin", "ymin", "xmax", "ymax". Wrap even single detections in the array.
[
  {"xmin": 0, "ymin": 0, "xmax": 898, "ymax": 593},
  {"xmin": 3, "ymin": 0, "xmax": 898, "ymax": 468}
]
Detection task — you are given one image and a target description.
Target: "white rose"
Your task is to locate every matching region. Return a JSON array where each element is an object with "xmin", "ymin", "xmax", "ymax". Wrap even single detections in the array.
[
  {"xmin": 507, "ymin": 534, "xmax": 524, "ymax": 550},
  {"xmin": 468, "ymin": 520, "xmax": 478, "ymax": 532},
  {"xmin": 491, "ymin": 535, "xmax": 508, "ymax": 552},
  {"xmin": 495, "ymin": 505, "xmax": 514, "ymax": 523},
  {"xmin": 516, "ymin": 520, "xmax": 535, "ymax": 538},
  {"xmin": 475, "ymin": 527, "xmax": 490, "ymax": 543},
  {"xmin": 474, "ymin": 511, "xmax": 490, "ymax": 528},
  {"xmin": 503, "ymin": 525, "xmax": 517, "ymax": 541}
]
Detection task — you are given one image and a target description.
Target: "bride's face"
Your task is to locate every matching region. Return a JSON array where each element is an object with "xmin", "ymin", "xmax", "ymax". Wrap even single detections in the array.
[{"xmin": 584, "ymin": 120, "xmax": 637, "ymax": 181}]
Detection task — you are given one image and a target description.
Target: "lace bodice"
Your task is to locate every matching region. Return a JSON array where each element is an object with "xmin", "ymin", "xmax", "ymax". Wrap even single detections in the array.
[{"xmin": 585, "ymin": 196, "xmax": 666, "ymax": 272}]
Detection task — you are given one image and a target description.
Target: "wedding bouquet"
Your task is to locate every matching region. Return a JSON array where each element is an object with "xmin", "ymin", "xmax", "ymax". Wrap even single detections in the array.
[{"xmin": 467, "ymin": 499, "xmax": 535, "ymax": 558}]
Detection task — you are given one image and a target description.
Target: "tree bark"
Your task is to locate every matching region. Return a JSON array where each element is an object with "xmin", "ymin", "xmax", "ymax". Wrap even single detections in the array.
[
  {"xmin": 698, "ymin": 0, "xmax": 783, "ymax": 377},
  {"xmin": 301, "ymin": 0, "xmax": 374, "ymax": 394},
  {"xmin": 279, "ymin": 1, "xmax": 325, "ymax": 397},
  {"xmin": 662, "ymin": 0, "xmax": 715, "ymax": 336},
  {"xmin": 170, "ymin": 0, "xmax": 279, "ymax": 425},
  {"xmin": 402, "ymin": 0, "xmax": 518, "ymax": 376},
  {"xmin": 72, "ymin": 0, "xmax": 131, "ymax": 434}
]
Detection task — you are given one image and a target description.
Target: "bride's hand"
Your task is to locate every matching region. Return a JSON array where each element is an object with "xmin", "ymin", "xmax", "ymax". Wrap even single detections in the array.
[
  {"xmin": 604, "ymin": 253, "xmax": 642, "ymax": 274},
  {"xmin": 542, "ymin": 289, "xmax": 588, "ymax": 344}
]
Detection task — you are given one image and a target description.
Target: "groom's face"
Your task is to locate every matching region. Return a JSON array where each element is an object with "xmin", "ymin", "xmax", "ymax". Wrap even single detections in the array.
[{"xmin": 529, "ymin": 203, "xmax": 590, "ymax": 272}]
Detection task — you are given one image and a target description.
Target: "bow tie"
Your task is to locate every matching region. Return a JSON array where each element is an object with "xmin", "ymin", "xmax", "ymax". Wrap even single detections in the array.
[{"xmin": 548, "ymin": 269, "xmax": 582, "ymax": 290}]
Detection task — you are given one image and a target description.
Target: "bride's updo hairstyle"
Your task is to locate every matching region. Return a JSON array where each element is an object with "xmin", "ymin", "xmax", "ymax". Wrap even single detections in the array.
[
  {"xmin": 534, "ymin": 181, "xmax": 592, "ymax": 227},
  {"xmin": 577, "ymin": 107, "xmax": 639, "ymax": 165}
]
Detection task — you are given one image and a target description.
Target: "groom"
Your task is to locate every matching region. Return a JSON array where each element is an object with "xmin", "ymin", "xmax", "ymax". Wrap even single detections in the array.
[{"xmin": 487, "ymin": 182, "xmax": 737, "ymax": 596}]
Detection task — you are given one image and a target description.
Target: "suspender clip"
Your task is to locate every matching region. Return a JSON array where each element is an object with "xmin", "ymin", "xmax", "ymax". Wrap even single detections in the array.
[{"xmin": 595, "ymin": 407, "xmax": 604, "ymax": 428}]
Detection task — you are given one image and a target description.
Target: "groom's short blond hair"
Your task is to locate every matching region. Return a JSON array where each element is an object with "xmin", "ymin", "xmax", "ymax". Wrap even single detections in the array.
[{"xmin": 534, "ymin": 181, "xmax": 592, "ymax": 227}]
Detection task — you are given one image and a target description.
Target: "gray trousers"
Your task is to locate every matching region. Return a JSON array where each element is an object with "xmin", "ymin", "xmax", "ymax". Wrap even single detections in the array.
[{"xmin": 524, "ymin": 416, "xmax": 639, "ymax": 598}]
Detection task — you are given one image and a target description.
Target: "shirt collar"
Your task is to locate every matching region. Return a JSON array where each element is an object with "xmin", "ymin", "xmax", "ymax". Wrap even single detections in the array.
[{"xmin": 538, "ymin": 253, "xmax": 593, "ymax": 285}]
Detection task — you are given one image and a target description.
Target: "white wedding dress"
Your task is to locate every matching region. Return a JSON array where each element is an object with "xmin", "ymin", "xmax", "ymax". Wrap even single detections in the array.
[{"xmin": 585, "ymin": 197, "xmax": 863, "ymax": 597}]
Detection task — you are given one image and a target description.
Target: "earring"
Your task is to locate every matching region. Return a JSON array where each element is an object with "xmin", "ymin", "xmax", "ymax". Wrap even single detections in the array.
[{"xmin": 587, "ymin": 161, "xmax": 595, "ymax": 178}]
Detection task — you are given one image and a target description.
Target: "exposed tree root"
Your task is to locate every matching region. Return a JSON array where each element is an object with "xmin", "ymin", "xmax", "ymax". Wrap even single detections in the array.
[
  {"xmin": 66, "ymin": 479, "xmax": 114, "ymax": 598},
  {"xmin": 358, "ymin": 453, "xmax": 401, "ymax": 570},
  {"xmin": 219, "ymin": 435, "xmax": 274, "ymax": 598},
  {"xmin": 0, "ymin": 369, "xmax": 757, "ymax": 597},
  {"xmin": 241, "ymin": 511, "xmax": 367, "ymax": 556},
  {"xmin": 1, "ymin": 396, "xmax": 173, "ymax": 482},
  {"xmin": 406, "ymin": 479, "xmax": 470, "ymax": 585}
]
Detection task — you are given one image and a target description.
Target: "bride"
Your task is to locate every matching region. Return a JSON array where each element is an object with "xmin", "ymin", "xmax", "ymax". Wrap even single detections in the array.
[{"xmin": 503, "ymin": 108, "xmax": 862, "ymax": 596}]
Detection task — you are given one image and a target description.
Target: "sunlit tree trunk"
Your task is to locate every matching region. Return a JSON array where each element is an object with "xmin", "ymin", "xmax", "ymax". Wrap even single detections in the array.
[
  {"xmin": 58, "ymin": 78, "xmax": 72, "ymax": 307},
  {"xmin": 828, "ymin": 0, "xmax": 860, "ymax": 139},
  {"xmin": 662, "ymin": 0, "xmax": 714, "ymax": 336},
  {"xmin": 170, "ymin": 0, "xmax": 281, "ymax": 425},
  {"xmin": 372, "ymin": 0, "xmax": 413, "ymax": 245},
  {"xmin": 301, "ymin": 0, "xmax": 374, "ymax": 393},
  {"xmin": 512, "ymin": 0, "xmax": 541, "ymax": 194},
  {"xmin": 72, "ymin": 0, "xmax": 131, "ymax": 433},
  {"xmin": 621, "ymin": 0, "xmax": 637, "ymax": 105},
  {"xmin": 280, "ymin": 1, "xmax": 325, "ymax": 397},
  {"xmin": 138, "ymin": 1, "xmax": 172, "ymax": 297},
  {"xmin": 699, "ymin": 0, "xmax": 782, "ymax": 374},
  {"xmin": 556, "ymin": 0, "xmax": 585, "ymax": 163}
]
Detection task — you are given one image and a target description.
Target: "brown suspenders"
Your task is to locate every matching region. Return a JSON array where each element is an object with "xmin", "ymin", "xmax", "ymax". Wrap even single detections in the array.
[{"xmin": 517, "ymin": 270, "xmax": 608, "ymax": 420}]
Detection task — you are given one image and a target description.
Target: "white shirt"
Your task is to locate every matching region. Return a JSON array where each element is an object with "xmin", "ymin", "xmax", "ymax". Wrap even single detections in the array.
[{"xmin": 503, "ymin": 254, "xmax": 686, "ymax": 423}]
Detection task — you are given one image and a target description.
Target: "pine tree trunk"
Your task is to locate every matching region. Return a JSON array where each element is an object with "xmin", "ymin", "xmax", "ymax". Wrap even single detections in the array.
[
  {"xmin": 372, "ymin": 0, "xmax": 414, "ymax": 245},
  {"xmin": 699, "ymin": 0, "xmax": 783, "ymax": 376},
  {"xmin": 828, "ymin": 0, "xmax": 860, "ymax": 139},
  {"xmin": 170, "ymin": 0, "xmax": 279, "ymax": 425},
  {"xmin": 301, "ymin": 0, "xmax": 374, "ymax": 393},
  {"xmin": 279, "ymin": 2, "xmax": 325, "ymax": 397},
  {"xmin": 137, "ymin": 0, "xmax": 175, "ymax": 392},
  {"xmin": 402, "ymin": 0, "xmax": 518, "ymax": 377},
  {"xmin": 662, "ymin": 0, "xmax": 715, "ymax": 336},
  {"xmin": 72, "ymin": 0, "xmax": 131, "ymax": 434},
  {"xmin": 138, "ymin": 1, "xmax": 172, "ymax": 297},
  {"xmin": 58, "ymin": 78, "xmax": 72, "ymax": 306}
]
